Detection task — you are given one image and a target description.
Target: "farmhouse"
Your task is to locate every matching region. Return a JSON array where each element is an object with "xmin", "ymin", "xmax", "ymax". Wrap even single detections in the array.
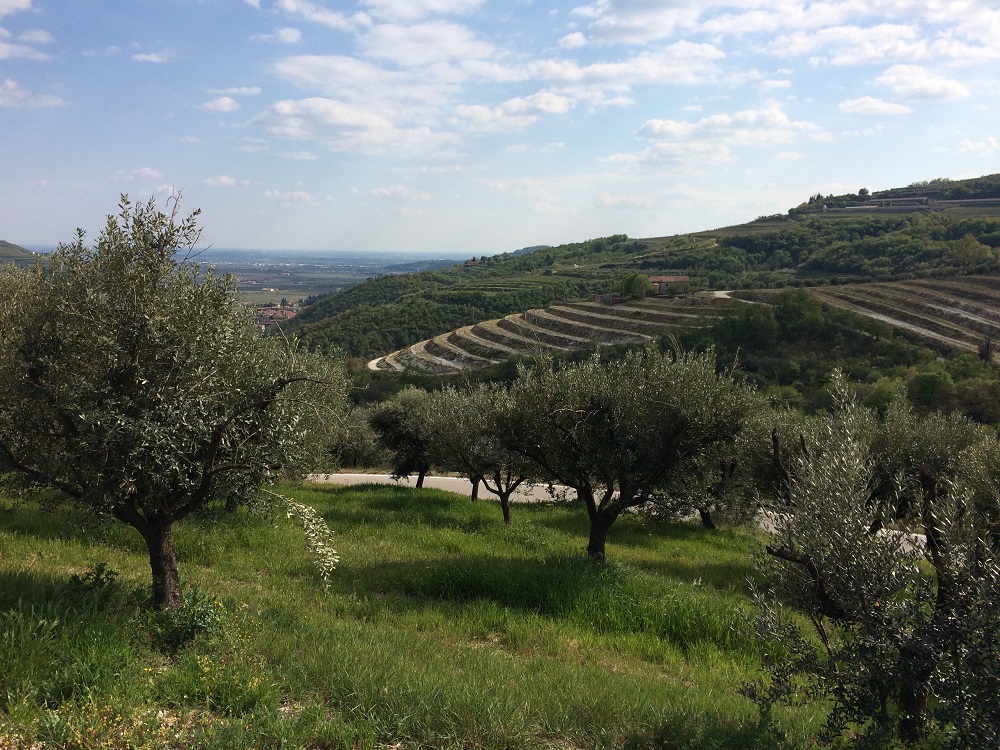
[{"xmin": 649, "ymin": 275, "xmax": 690, "ymax": 295}]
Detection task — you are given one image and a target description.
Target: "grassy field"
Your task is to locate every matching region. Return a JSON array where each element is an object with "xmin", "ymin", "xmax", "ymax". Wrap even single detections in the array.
[{"xmin": 0, "ymin": 484, "xmax": 819, "ymax": 749}]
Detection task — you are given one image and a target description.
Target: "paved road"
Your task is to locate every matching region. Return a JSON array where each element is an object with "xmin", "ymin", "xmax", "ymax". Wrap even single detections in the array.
[{"xmin": 307, "ymin": 472, "xmax": 571, "ymax": 503}]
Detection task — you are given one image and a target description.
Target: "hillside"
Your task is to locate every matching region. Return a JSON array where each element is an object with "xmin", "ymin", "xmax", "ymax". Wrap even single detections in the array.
[
  {"xmin": 368, "ymin": 294, "xmax": 736, "ymax": 374},
  {"xmin": 0, "ymin": 239, "xmax": 37, "ymax": 264},
  {"xmin": 281, "ymin": 174, "xmax": 1000, "ymax": 362}
]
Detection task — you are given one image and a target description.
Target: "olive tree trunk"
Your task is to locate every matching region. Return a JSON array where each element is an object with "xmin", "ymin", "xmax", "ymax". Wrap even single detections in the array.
[{"xmin": 140, "ymin": 519, "xmax": 183, "ymax": 610}]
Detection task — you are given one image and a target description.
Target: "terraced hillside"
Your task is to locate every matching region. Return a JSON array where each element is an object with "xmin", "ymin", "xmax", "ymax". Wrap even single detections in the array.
[
  {"xmin": 810, "ymin": 275, "xmax": 1000, "ymax": 359},
  {"xmin": 368, "ymin": 296, "xmax": 736, "ymax": 373}
]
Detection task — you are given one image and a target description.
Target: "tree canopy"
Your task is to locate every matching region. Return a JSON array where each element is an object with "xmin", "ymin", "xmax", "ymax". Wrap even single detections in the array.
[{"xmin": 0, "ymin": 196, "xmax": 345, "ymax": 608}]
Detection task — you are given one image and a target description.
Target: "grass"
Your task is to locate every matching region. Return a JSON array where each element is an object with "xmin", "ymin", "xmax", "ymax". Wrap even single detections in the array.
[{"xmin": 0, "ymin": 483, "xmax": 820, "ymax": 749}]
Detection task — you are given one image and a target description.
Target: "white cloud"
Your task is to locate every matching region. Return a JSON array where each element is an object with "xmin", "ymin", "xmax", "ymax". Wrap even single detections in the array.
[
  {"xmin": 244, "ymin": 0, "xmax": 260, "ymax": 7},
  {"xmin": 876, "ymin": 64, "xmax": 970, "ymax": 100},
  {"xmin": 359, "ymin": 21, "xmax": 493, "ymax": 66},
  {"xmin": 570, "ymin": 2, "xmax": 699, "ymax": 45},
  {"xmin": 558, "ymin": 32, "xmax": 587, "ymax": 49},
  {"xmin": 767, "ymin": 23, "xmax": 928, "ymax": 65},
  {"xmin": 278, "ymin": 150, "xmax": 319, "ymax": 160},
  {"xmin": 264, "ymin": 189, "xmax": 317, "ymax": 204},
  {"xmin": 637, "ymin": 105, "xmax": 818, "ymax": 146},
  {"xmin": 83, "ymin": 44, "xmax": 120, "ymax": 57},
  {"xmin": 133, "ymin": 52, "xmax": 168, "ymax": 63},
  {"xmin": 204, "ymin": 175, "xmax": 237, "ymax": 187},
  {"xmin": 273, "ymin": 54, "xmax": 463, "ymax": 123},
  {"xmin": 371, "ymin": 184, "xmax": 431, "ymax": 201},
  {"xmin": 596, "ymin": 192, "xmax": 655, "ymax": 209},
  {"xmin": 202, "ymin": 96, "xmax": 240, "ymax": 112},
  {"xmin": 361, "ymin": 0, "xmax": 482, "ymax": 22},
  {"xmin": 17, "ymin": 28, "xmax": 52, "ymax": 44},
  {"xmin": 0, "ymin": 0, "xmax": 31, "ymax": 18},
  {"xmin": 253, "ymin": 27, "xmax": 303, "ymax": 43},
  {"xmin": 209, "ymin": 86, "xmax": 261, "ymax": 96},
  {"xmin": 116, "ymin": 167, "xmax": 162, "ymax": 181},
  {"xmin": 0, "ymin": 77, "xmax": 63, "ymax": 107},
  {"xmin": 839, "ymin": 96, "xmax": 911, "ymax": 115},
  {"xmin": 454, "ymin": 91, "xmax": 573, "ymax": 132},
  {"xmin": 0, "ymin": 29, "xmax": 47, "ymax": 60},
  {"xmin": 959, "ymin": 136, "xmax": 998, "ymax": 156},
  {"xmin": 608, "ymin": 104, "xmax": 819, "ymax": 170},
  {"xmin": 528, "ymin": 41, "xmax": 725, "ymax": 99},
  {"xmin": 252, "ymin": 97, "xmax": 458, "ymax": 156},
  {"xmin": 275, "ymin": 0, "xmax": 369, "ymax": 31}
]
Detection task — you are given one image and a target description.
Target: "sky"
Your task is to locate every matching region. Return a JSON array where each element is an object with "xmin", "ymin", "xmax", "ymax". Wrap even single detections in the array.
[{"xmin": 1, "ymin": 0, "xmax": 999, "ymax": 254}]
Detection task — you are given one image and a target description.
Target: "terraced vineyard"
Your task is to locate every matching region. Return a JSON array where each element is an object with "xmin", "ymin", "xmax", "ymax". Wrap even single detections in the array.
[
  {"xmin": 369, "ymin": 296, "xmax": 736, "ymax": 373},
  {"xmin": 810, "ymin": 275, "xmax": 1000, "ymax": 359}
]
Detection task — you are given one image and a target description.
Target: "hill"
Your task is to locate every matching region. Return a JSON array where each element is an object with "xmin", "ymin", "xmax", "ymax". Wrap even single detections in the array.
[
  {"xmin": 0, "ymin": 239, "xmax": 37, "ymax": 264},
  {"xmin": 279, "ymin": 174, "xmax": 1000, "ymax": 361},
  {"xmin": 368, "ymin": 294, "xmax": 736, "ymax": 374}
]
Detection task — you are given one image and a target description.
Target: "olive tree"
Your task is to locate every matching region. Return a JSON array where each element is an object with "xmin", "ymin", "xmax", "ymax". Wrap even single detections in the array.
[
  {"xmin": 423, "ymin": 384, "xmax": 536, "ymax": 524},
  {"xmin": 754, "ymin": 378, "xmax": 1000, "ymax": 746},
  {"xmin": 0, "ymin": 197, "xmax": 345, "ymax": 609},
  {"xmin": 504, "ymin": 347, "xmax": 760, "ymax": 559},
  {"xmin": 369, "ymin": 387, "xmax": 436, "ymax": 487}
]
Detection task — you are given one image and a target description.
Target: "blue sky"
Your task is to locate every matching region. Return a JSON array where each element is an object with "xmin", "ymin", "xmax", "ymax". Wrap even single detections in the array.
[{"xmin": 2, "ymin": 0, "xmax": 999, "ymax": 254}]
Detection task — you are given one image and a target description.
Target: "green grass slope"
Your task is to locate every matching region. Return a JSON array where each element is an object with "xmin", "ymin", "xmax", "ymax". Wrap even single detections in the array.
[{"xmin": 0, "ymin": 483, "xmax": 818, "ymax": 749}]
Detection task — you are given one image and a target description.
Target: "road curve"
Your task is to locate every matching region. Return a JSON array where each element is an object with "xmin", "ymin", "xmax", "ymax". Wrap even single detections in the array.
[{"xmin": 307, "ymin": 472, "xmax": 571, "ymax": 503}]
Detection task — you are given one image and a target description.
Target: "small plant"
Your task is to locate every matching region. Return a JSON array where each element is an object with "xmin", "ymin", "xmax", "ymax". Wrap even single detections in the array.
[
  {"xmin": 56, "ymin": 562, "xmax": 138, "ymax": 615},
  {"xmin": 147, "ymin": 588, "xmax": 227, "ymax": 654}
]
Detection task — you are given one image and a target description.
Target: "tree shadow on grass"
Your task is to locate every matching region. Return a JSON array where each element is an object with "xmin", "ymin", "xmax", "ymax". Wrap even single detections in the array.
[
  {"xmin": 626, "ymin": 712, "xmax": 791, "ymax": 750},
  {"xmin": 340, "ymin": 551, "xmax": 753, "ymax": 653}
]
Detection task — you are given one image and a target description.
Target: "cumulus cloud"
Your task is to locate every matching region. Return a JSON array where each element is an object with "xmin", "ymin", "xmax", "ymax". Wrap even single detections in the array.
[
  {"xmin": 876, "ymin": 64, "xmax": 970, "ymax": 100},
  {"xmin": 360, "ymin": 0, "xmax": 482, "ymax": 22},
  {"xmin": 275, "ymin": 0, "xmax": 369, "ymax": 31},
  {"xmin": 608, "ymin": 104, "xmax": 819, "ymax": 170},
  {"xmin": 596, "ymin": 192, "xmax": 655, "ymax": 209},
  {"xmin": 959, "ymin": 136, "xmax": 998, "ymax": 156},
  {"xmin": 204, "ymin": 175, "xmax": 237, "ymax": 187},
  {"xmin": 252, "ymin": 97, "xmax": 458, "ymax": 156},
  {"xmin": 530, "ymin": 41, "xmax": 724, "ymax": 96},
  {"xmin": 209, "ymin": 86, "xmax": 261, "ymax": 96},
  {"xmin": 264, "ymin": 189, "xmax": 317, "ymax": 203},
  {"xmin": 359, "ymin": 21, "xmax": 493, "ymax": 66},
  {"xmin": 454, "ymin": 91, "xmax": 573, "ymax": 132},
  {"xmin": 273, "ymin": 54, "xmax": 464, "ymax": 123},
  {"xmin": 17, "ymin": 28, "xmax": 52, "ymax": 44},
  {"xmin": 637, "ymin": 105, "xmax": 818, "ymax": 145},
  {"xmin": 0, "ymin": 77, "xmax": 63, "ymax": 107},
  {"xmin": 253, "ymin": 27, "xmax": 302, "ymax": 43},
  {"xmin": 278, "ymin": 150, "xmax": 319, "ymax": 160},
  {"xmin": 133, "ymin": 52, "xmax": 169, "ymax": 63},
  {"xmin": 202, "ymin": 96, "xmax": 240, "ymax": 112},
  {"xmin": 0, "ymin": 28, "xmax": 48, "ymax": 60},
  {"xmin": 571, "ymin": 2, "xmax": 699, "ymax": 45},
  {"xmin": 558, "ymin": 32, "xmax": 587, "ymax": 49},
  {"xmin": 0, "ymin": 0, "xmax": 31, "ymax": 17},
  {"xmin": 839, "ymin": 96, "xmax": 911, "ymax": 115},
  {"xmin": 371, "ymin": 184, "xmax": 432, "ymax": 201},
  {"xmin": 116, "ymin": 167, "xmax": 162, "ymax": 181}
]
